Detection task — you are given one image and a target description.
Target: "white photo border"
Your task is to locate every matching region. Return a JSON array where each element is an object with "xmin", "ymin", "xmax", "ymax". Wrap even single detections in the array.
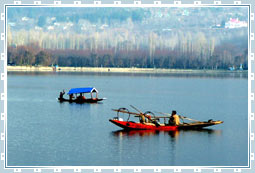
[{"xmin": 0, "ymin": 0, "xmax": 254, "ymax": 172}]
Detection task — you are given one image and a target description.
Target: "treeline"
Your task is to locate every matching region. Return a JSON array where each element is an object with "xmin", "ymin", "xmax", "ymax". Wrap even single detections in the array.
[{"xmin": 7, "ymin": 45, "xmax": 248, "ymax": 70}]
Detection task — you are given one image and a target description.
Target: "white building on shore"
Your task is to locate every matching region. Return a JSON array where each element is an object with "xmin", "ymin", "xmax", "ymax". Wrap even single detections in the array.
[{"xmin": 225, "ymin": 18, "xmax": 247, "ymax": 29}]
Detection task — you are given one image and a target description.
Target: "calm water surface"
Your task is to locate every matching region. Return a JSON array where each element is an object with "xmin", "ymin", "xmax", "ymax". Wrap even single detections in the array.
[{"xmin": 7, "ymin": 72, "xmax": 248, "ymax": 166}]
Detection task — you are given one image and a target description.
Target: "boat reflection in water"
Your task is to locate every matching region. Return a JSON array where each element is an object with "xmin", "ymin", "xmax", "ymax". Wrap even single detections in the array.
[
  {"xmin": 112, "ymin": 129, "xmax": 222, "ymax": 138},
  {"xmin": 111, "ymin": 129, "xmax": 223, "ymax": 166},
  {"xmin": 112, "ymin": 129, "xmax": 161, "ymax": 137}
]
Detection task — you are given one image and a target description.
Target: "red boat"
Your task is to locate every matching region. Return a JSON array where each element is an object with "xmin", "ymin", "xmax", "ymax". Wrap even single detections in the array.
[
  {"xmin": 109, "ymin": 106, "xmax": 223, "ymax": 131},
  {"xmin": 109, "ymin": 119, "xmax": 178, "ymax": 131}
]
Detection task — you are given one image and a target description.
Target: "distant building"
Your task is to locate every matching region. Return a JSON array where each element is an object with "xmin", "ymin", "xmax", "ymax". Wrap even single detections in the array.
[
  {"xmin": 67, "ymin": 22, "xmax": 73, "ymax": 27},
  {"xmin": 54, "ymin": 22, "xmax": 60, "ymax": 26},
  {"xmin": 81, "ymin": 26, "xmax": 87, "ymax": 31},
  {"xmin": 212, "ymin": 24, "xmax": 222, "ymax": 29},
  {"xmin": 21, "ymin": 17, "xmax": 29, "ymax": 21},
  {"xmin": 239, "ymin": 64, "xmax": 243, "ymax": 70},
  {"xmin": 47, "ymin": 26, "xmax": 54, "ymax": 30},
  {"xmin": 229, "ymin": 66, "xmax": 235, "ymax": 71},
  {"xmin": 35, "ymin": 26, "xmax": 42, "ymax": 30},
  {"xmin": 100, "ymin": 24, "xmax": 108, "ymax": 30},
  {"xmin": 225, "ymin": 18, "xmax": 247, "ymax": 29}
]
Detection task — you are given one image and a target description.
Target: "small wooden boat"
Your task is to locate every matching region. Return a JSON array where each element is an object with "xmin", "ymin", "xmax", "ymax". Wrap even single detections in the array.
[
  {"xmin": 109, "ymin": 119, "xmax": 178, "ymax": 131},
  {"xmin": 58, "ymin": 97, "xmax": 104, "ymax": 103},
  {"xmin": 58, "ymin": 87, "xmax": 105, "ymax": 103},
  {"xmin": 109, "ymin": 106, "xmax": 223, "ymax": 131}
]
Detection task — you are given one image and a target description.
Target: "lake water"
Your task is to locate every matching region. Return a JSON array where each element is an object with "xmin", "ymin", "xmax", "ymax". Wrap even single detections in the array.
[{"xmin": 7, "ymin": 71, "xmax": 248, "ymax": 166}]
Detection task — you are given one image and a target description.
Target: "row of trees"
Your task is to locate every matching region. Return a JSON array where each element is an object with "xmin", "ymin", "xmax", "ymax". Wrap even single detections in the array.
[
  {"xmin": 7, "ymin": 45, "xmax": 248, "ymax": 70},
  {"xmin": 8, "ymin": 25, "xmax": 246, "ymax": 52},
  {"xmin": 8, "ymin": 46, "xmax": 51, "ymax": 66}
]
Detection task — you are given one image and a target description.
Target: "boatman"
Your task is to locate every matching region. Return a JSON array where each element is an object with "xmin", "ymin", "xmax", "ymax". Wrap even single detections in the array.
[
  {"xmin": 169, "ymin": 110, "xmax": 180, "ymax": 126},
  {"xmin": 59, "ymin": 90, "xmax": 65, "ymax": 99},
  {"xmin": 140, "ymin": 114, "xmax": 146, "ymax": 123}
]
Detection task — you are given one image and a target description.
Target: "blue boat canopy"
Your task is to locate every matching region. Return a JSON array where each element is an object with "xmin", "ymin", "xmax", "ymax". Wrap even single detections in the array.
[{"xmin": 67, "ymin": 87, "xmax": 98, "ymax": 95}]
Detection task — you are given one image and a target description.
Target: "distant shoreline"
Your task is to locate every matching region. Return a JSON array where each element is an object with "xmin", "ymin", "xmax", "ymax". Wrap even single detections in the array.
[{"xmin": 7, "ymin": 66, "xmax": 248, "ymax": 74}]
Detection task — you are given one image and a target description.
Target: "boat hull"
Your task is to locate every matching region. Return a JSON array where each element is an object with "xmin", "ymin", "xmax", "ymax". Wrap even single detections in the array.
[
  {"xmin": 58, "ymin": 97, "xmax": 103, "ymax": 103},
  {"xmin": 177, "ymin": 121, "xmax": 223, "ymax": 129},
  {"xmin": 109, "ymin": 119, "xmax": 223, "ymax": 131},
  {"xmin": 109, "ymin": 119, "xmax": 178, "ymax": 131}
]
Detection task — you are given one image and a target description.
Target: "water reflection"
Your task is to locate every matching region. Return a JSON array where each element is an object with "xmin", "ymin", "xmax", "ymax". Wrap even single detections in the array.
[
  {"xmin": 58, "ymin": 100, "xmax": 103, "ymax": 105},
  {"xmin": 111, "ymin": 128, "xmax": 222, "ymax": 166},
  {"xmin": 112, "ymin": 129, "xmax": 222, "ymax": 139},
  {"xmin": 169, "ymin": 129, "xmax": 222, "ymax": 140},
  {"xmin": 57, "ymin": 100, "xmax": 94, "ymax": 113},
  {"xmin": 112, "ymin": 130, "xmax": 160, "ymax": 137}
]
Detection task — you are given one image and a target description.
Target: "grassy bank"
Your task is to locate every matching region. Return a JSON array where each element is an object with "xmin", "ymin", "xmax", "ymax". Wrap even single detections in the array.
[{"xmin": 7, "ymin": 66, "xmax": 247, "ymax": 74}]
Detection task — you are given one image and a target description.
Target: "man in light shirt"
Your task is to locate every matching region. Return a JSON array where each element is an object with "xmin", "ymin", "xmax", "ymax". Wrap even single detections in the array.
[{"xmin": 169, "ymin": 110, "xmax": 180, "ymax": 126}]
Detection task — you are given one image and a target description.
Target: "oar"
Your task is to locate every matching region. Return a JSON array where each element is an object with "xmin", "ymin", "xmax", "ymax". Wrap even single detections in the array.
[
  {"xmin": 155, "ymin": 111, "xmax": 171, "ymax": 117},
  {"xmin": 130, "ymin": 105, "xmax": 149, "ymax": 120},
  {"xmin": 130, "ymin": 105, "xmax": 149, "ymax": 123},
  {"xmin": 130, "ymin": 105, "xmax": 155, "ymax": 119},
  {"xmin": 130, "ymin": 105, "xmax": 160, "ymax": 126},
  {"xmin": 180, "ymin": 116, "xmax": 200, "ymax": 122},
  {"xmin": 130, "ymin": 105, "xmax": 144, "ymax": 114}
]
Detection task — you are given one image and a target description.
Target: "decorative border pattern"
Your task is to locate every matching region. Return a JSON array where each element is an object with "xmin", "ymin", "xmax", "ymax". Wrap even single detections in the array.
[{"xmin": 0, "ymin": 0, "xmax": 254, "ymax": 172}]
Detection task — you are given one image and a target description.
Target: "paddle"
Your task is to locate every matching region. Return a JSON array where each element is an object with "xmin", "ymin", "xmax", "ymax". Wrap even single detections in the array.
[
  {"xmin": 155, "ymin": 111, "xmax": 171, "ymax": 117},
  {"xmin": 130, "ymin": 105, "xmax": 144, "ymax": 114}
]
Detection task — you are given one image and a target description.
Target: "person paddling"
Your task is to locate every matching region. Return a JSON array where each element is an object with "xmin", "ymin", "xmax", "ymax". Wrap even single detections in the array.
[
  {"xmin": 169, "ymin": 110, "xmax": 181, "ymax": 126},
  {"xmin": 59, "ymin": 90, "xmax": 65, "ymax": 99}
]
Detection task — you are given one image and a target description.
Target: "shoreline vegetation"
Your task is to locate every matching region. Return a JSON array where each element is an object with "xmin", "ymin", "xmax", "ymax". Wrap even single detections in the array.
[
  {"xmin": 7, "ymin": 66, "xmax": 248, "ymax": 74},
  {"xmin": 7, "ymin": 8, "xmax": 248, "ymax": 75}
]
